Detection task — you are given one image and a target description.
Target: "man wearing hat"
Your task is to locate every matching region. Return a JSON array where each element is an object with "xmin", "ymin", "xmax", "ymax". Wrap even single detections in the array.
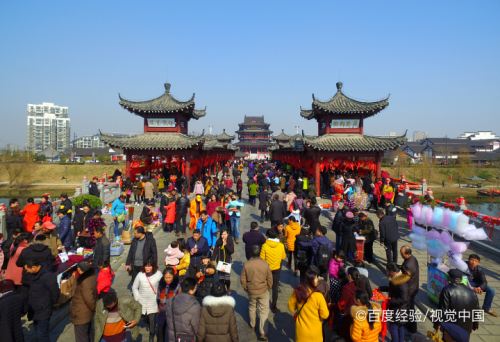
[
  {"xmin": 40, "ymin": 221, "xmax": 63, "ymax": 257},
  {"xmin": 70, "ymin": 261, "xmax": 97, "ymax": 342},
  {"xmin": 437, "ymin": 269, "xmax": 480, "ymax": 340}
]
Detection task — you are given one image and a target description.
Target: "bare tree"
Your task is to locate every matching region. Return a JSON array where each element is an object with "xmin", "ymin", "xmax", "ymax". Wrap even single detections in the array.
[{"xmin": 0, "ymin": 150, "xmax": 35, "ymax": 196}]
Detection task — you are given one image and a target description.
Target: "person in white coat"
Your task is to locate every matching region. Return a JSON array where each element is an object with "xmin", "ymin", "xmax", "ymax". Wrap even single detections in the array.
[{"xmin": 132, "ymin": 262, "xmax": 163, "ymax": 342}]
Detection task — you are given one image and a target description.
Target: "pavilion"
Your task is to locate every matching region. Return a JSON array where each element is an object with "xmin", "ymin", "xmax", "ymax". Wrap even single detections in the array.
[
  {"xmin": 100, "ymin": 83, "xmax": 235, "ymax": 188},
  {"xmin": 271, "ymin": 82, "xmax": 406, "ymax": 196}
]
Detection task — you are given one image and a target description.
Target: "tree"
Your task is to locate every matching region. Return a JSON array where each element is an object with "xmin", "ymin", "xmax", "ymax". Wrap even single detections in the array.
[{"xmin": 0, "ymin": 150, "xmax": 35, "ymax": 197}]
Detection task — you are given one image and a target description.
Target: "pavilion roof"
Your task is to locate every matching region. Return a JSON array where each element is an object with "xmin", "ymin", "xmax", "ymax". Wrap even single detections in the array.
[
  {"xmin": 300, "ymin": 82, "xmax": 389, "ymax": 119},
  {"xmin": 303, "ymin": 133, "xmax": 405, "ymax": 152},
  {"xmin": 119, "ymin": 83, "xmax": 206, "ymax": 119},
  {"xmin": 274, "ymin": 129, "xmax": 291, "ymax": 141},
  {"xmin": 100, "ymin": 132, "xmax": 203, "ymax": 151}
]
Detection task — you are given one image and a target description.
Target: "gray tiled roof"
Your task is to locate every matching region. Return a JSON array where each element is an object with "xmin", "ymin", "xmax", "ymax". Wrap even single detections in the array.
[
  {"xmin": 119, "ymin": 83, "xmax": 206, "ymax": 119},
  {"xmin": 303, "ymin": 134, "xmax": 405, "ymax": 152},
  {"xmin": 100, "ymin": 132, "xmax": 203, "ymax": 150},
  {"xmin": 301, "ymin": 82, "xmax": 389, "ymax": 119},
  {"xmin": 274, "ymin": 129, "xmax": 291, "ymax": 141}
]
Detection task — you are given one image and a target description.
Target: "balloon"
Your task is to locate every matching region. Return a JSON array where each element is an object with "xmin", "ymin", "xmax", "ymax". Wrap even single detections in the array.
[
  {"xmin": 412, "ymin": 225, "xmax": 426, "ymax": 236},
  {"xmin": 439, "ymin": 231, "xmax": 453, "ymax": 245},
  {"xmin": 449, "ymin": 254, "xmax": 469, "ymax": 273},
  {"xmin": 432, "ymin": 207, "xmax": 444, "ymax": 227},
  {"xmin": 463, "ymin": 227, "xmax": 488, "ymax": 241},
  {"xmin": 449, "ymin": 211, "xmax": 461, "ymax": 232},
  {"xmin": 442, "ymin": 209, "xmax": 452, "ymax": 229},
  {"xmin": 450, "ymin": 241, "xmax": 469, "ymax": 254}
]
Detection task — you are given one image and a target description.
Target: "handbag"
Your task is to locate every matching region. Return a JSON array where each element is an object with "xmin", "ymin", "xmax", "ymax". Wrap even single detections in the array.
[
  {"xmin": 116, "ymin": 213, "xmax": 126, "ymax": 223},
  {"xmin": 215, "ymin": 246, "xmax": 232, "ymax": 274},
  {"xmin": 171, "ymin": 297, "xmax": 196, "ymax": 342}
]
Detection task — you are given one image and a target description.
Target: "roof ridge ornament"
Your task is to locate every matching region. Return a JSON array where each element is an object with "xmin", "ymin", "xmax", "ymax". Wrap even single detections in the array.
[
  {"xmin": 336, "ymin": 81, "xmax": 343, "ymax": 91},
  {"xmin": 164, "ymin": 83, "xmax": 171, "ymax": 93}
]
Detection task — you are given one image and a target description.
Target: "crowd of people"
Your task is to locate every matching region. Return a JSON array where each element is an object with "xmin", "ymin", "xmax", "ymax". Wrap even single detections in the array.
[{"xmin": 0, "ymin": 160, "xmax": 496, "ymax": 342}]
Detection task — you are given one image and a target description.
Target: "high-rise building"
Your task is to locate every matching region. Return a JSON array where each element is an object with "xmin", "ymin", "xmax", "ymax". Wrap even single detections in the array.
[
  {"xmin": 26, "ymin": 102, "xmax": 70, "ymax": 153},
  {"xmin": 72, "ymin": 134, "xmax": 106, "ymax": 149},
  {"xmin": 413, "ymin": 130, "xmax": 427, "ymax": 142}
]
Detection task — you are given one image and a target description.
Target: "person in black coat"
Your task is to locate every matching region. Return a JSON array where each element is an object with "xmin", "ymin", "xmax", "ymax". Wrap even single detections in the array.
[
  {"xmin": 358, "ymin": 212, "xmax": 377, "ymax": 263},
  {"xmin": 377, "ymin": 208, "xmax": 400, "ymax": 264},
  {"xmin": 0, "ymin": 279, "xmax": 25, "ymax": 342},
  {"xmin": 269, "ymin": 194, "xmax": 286, "ymax": 227},
  {"xmin": 437, "ymin": 269, "xmax": 480, "ymax": 337},
  {"xmin": 38, "ymin": 195, "xmax": 53, "ymax": 222},
  {"xmin": 125, "ymin": 227, "xmax": 158, "ymax": 285},
  {"xmin": 380, "ymin": 262, "xmax": 411, "ymax": 342},
  {"xmin": 88, "ymin": 177, "xmax": 100, "ymax": 197},
  {"xmin": 294, "ymin": 228, "xmax": 313, "ymax": 280},
  {"xmin": 72, "ymin": 204, "xmax": 94, "ymax": 240},
  {"xmin": 303, "ymin": 197, "xmax": 322, "ymax": 233},
  {"xmin": 400, "ymin": 245, "xmax": 419, "ymax": 333},
  {"xmin": 6, "ymin": 199, "xmax": 23, "ymax": 240},
  {"xmin": 24, "ymin": 260, "xmax": 60, "ymax": 342},
  {"xmin": 211, "ymin": 229, "xmax": 234, "ymax": 291},
  {"xmin": 93, "ymin": 226, "xmax": 111, "ymax": 268},
  {"xmin": 186, "ymin": 229, "xmax": 210, "ymax": 269},
  {"xmin": 258, "ymin": 187, "xmax": 270, "ymax": 222},
  {"xmin": 176, "ymin": 191, "xmax": 190, "ymax": 235},
  {"xmin": 340, "ymin": 211, "xmax": 357, "ymax": 262},
  {"xmin": 58, "ymin": 193, "xmax": 73, "ymax": 218},
  {"xmin": 242, "ymin": 221, "xmax": 266, "ymax": 260},
  {"xmin": 331, "ymin": 204, "xmax": 345, "ymax": 252}
]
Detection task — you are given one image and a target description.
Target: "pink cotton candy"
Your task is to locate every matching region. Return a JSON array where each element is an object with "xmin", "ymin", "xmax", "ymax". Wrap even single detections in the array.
[{"xmin": 450, "ymin": 241, "xmax": 468, "ymax": 254}]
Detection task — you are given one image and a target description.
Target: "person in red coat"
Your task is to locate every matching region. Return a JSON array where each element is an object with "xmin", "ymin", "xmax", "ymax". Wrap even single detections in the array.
[
  {"xmin": 162, "ymin": 194, "xmax": 177, "ymax": 233},
  {"xmin": 21, "ymin": 198, "xmax": 40, "ymax": 233}
]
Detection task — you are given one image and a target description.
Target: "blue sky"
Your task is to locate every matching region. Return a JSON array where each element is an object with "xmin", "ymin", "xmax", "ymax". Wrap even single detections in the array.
[{"xmin": 1, "ymin": 0, "xmax": 499, "ymax": 147}]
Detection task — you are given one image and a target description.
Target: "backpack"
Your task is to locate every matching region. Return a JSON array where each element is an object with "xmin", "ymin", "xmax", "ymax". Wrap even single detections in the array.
[
  {"xmin": 316, "ymin": 243, "xmax": 331, "ymax": 269},
  {"xmin": 296, "ymin": 249, "xmax": 308, "ymax": 268}
]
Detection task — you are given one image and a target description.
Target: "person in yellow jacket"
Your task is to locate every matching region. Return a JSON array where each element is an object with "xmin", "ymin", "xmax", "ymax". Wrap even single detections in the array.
[
  {"xmin": 260, "ymin": 229, "xmax": 286, "ymax": 313},
  {"xmin": 284, "ymin": 216, "xmax": 301, "ymax": 270},
  {"xmin": 175, "ymin": 239, "xmax": 191, "ymax": 277},
  {"xmin": 350, "ymin": 290, "xmax": 382, "ymax": 342},
  {"xmin": 189, "ymin": 195, "xmax": 205, "ymax": 230},
  {"xmin": 381, "ymin": 178, "xmax": 395, "ymax": 204},
  {"xmin": 288, "ymin": 266, "xmax": 329, "ymax": 341}
]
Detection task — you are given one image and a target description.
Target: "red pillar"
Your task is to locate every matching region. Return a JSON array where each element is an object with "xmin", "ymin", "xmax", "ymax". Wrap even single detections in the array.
[
  {"xmin": 125, "ymin": 152, "xmax": 132, "ymax": 179},
  {"xmin": 315, "ymin": 155, "xmax": 321, "ymax": 197},
  {"xmin": 185, "ymin": 157, "xmax": 191, "ymax": 194},
  {"xmin": 375, "ymin": 152, "xmax": 382, "ymax": 179}
]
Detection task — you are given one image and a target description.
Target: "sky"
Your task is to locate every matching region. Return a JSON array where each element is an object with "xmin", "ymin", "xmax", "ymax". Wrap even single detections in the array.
[{"xmin": 0, "ymin": 0, "xmax": 499, "ymax": 148}]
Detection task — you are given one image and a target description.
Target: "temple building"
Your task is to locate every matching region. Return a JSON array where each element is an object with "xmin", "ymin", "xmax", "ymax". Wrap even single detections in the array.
[
  {"xmin": 235, "ymin": 115, "xmax": 273, "ymax": 159},
  {"xmin": 100, "ymin": 83, "xmax": 235, "ymax": 188},
  {"xmin": 272, "ymin": 82, "xmax": 405, "ymax": 196}
]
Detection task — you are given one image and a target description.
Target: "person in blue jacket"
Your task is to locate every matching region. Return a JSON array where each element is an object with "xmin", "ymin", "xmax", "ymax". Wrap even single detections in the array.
[
  {"xmin": 196, "ymin": 211, "xmax": 218, "ymax": 249},
  {"xmin": 111, "ymin": 194, "xmax": 128, "ymax": 241},
  {"xmin": 56, "ymin": 209, "xmax": 73, "ymax": 249}
]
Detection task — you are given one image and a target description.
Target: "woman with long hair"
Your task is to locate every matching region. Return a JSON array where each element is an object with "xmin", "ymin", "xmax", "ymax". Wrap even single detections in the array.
[
  {"xmin": 212, "ymin": 229, "xmax": 234, "ymax": 292},
  {"xmin": 288, "ymin": 266, "xmax": 329, "ymax": 341},
  {"xmin": 156, "ymin": 267, "xmax": 179, "ymax": 342},
  {"xmin": 350, "ymin": 290, "xmax": 382, "ymax": 342},
  {"xmin": 132, "ymin": 262, "xmax": 163, "ymax": 342}
]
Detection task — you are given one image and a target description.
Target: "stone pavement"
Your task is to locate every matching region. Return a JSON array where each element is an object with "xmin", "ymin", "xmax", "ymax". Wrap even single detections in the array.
[{"xmin": 43, "ymin": 174, "xmax": 499, "ymax": 341}]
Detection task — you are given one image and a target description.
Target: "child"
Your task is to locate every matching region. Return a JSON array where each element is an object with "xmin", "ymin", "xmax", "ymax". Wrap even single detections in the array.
[
  {"xmin": 164, "ymin": 241, "xmax": 184, "ymax": 267},
  {"xmin": 96, "ymin": 260, "xmax": 115, "ymax": 298},
  {"xmin": 329, "ymin": 250, "xmax": 345, "ymax": 302},
  {"xmin": 176, "ymin": 238, "xmax": 190, "ymax": 277}
]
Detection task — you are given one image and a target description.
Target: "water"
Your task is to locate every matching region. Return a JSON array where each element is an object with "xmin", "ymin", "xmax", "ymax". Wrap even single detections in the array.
[{"xmin": 468, "ymin": 203, "xmax": 500, "ymax": 217}]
